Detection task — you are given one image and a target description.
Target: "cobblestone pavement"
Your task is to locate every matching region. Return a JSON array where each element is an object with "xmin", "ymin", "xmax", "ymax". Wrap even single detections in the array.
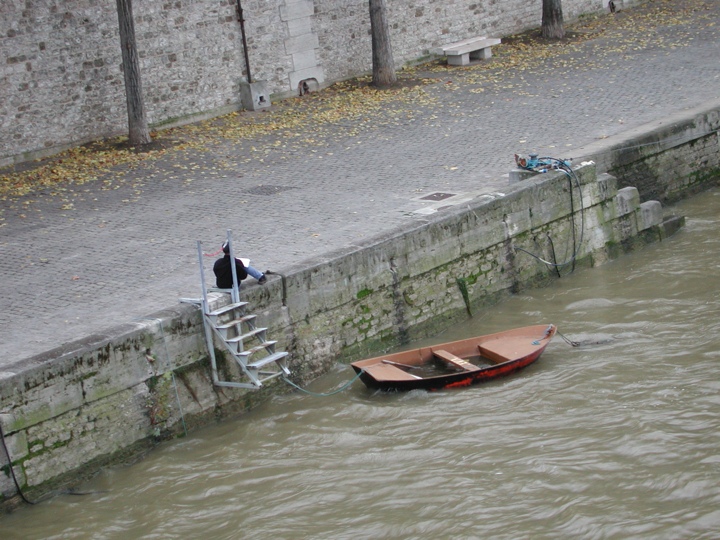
[{"xmin": 1, "ymin": 0, "xmax": 719, "ymax": 369}]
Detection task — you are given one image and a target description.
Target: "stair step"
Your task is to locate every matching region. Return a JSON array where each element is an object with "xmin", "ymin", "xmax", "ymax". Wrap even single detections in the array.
[
  {"xmin": 255, "ymin": 371, "xmax": 284, "ymax": 384},
  {"xmin": 207, "ymin": 302, "xmax": 248, "ymax": 318},
  {"xmin": 226, "ymin": 328, "xmax": 268, "ymax": 351},
  {"xmin": 247, "ymin": 351, "xmax": 289, "ymax": 370},
  {"xmin": 216, "ymin": 314, "xmax": 257, "ymax": 331},
  {"xmin": 236, "ymin": 342, "xmax": 278, "ymax": 359}
]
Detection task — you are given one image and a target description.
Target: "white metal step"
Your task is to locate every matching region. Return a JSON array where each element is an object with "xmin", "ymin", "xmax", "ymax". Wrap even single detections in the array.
[
  {"xmin": 225, "ymin": 328, "xmax": 268, "ymax": 351},
  {"xmin": 254, "ymin": 371, "xmax": 284, "ymax": 384},
  {"xmin": 206, "ymin": 302, "xmax": 248, "ymax": 318},
  {"xmin": 216, "ymin": 314, "xmax": 257, "ymax": 331},
  {"xmin": 236, "ymin": 342, "xmax": 278, "ymax": 359},
  {"xmin": 248, "ymin": 351, "xmax": 289, "ymax": 370}
]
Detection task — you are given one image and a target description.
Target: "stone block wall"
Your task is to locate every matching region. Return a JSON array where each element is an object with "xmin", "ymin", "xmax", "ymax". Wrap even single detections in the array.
[
  {"xmin": 611, "ymin": 130, "xmax": 720, "ymax": 204},
  {"xmin": 1, "ymin": 0, "xmax": 609, "ymax": 166},
  {"xmin": 1, "ymin": 160, "xmax": 677, "ymax": 504},
  {"xmin": 583, "ymin": 104, "xmax": 720, "ymax": 203}
]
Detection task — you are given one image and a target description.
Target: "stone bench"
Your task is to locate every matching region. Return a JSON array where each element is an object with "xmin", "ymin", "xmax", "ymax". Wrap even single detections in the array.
[{"xmin": 434, "ymin": 36, "xmax": 501, "ymax": 66}]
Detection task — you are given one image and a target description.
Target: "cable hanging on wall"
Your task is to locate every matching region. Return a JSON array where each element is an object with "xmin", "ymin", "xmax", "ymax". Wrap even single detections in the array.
[{"xmin": 512, "ymin": 154, "xmax": 586, "ymax": 272}]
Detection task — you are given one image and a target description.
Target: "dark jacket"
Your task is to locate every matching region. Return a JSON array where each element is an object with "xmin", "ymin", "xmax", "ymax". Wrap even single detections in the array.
[{"xmin": 213, "ymin": 255, "xmax": 248, "ymax": 288}]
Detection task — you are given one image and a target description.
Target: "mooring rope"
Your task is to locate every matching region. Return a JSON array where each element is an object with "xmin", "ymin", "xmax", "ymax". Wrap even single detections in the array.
[
  {"xmin": 137, "ymin": 318, "xmax": 188, "ymax": 437},
  {"xmin": 0, "ymin": 420, "xmax": 36, "ymax": 505},
  {"xmin": 557, "ymin": 330, "xmax": 581, "ymax": 347},
  {"xmin": 157, "ymin": 320, "xmax": 188, "ymax": 437},
  {"xmin": 281, "ymin": 371, "xmax": 364, "ymax": 397}
]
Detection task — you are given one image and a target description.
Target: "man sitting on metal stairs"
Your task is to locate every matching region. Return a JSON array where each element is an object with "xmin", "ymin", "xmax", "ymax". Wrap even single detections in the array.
[{"xmin": 213, "ymin": 241, "xmax": 267, "ymax": 289}]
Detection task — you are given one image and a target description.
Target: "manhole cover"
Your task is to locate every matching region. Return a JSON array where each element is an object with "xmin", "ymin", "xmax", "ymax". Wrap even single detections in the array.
[
  {"xmin": 244, "ymin": 185, "xmax": 297, "ymax": 196},
  {"xmin": 420, "ymin": 192, "xmax": 455, "ymax": 201}
]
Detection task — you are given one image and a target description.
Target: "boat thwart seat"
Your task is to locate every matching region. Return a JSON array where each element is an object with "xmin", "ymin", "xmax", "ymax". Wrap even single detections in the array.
[
  {"xmin": 363, "ymin": 363, "xmax": 421, "ymax": 381},
  {"xmin": 432, "ymin": 349, "xmax": 481, "ymax": 372},
  {"xmin": 479, "ymin": 340, "xmax": 537, "ymax": 364}
]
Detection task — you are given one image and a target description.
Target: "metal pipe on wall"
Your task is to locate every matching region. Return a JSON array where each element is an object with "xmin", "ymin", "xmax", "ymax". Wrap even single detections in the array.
[{"xmin": 235, "ymin": 0, "xmax": 253, "ymax": 84}]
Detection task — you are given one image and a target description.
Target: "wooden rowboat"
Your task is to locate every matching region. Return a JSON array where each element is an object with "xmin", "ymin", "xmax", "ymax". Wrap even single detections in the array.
[{"xmin": 351, "ymin": 324, "xmax": 556, "ymax": 392}]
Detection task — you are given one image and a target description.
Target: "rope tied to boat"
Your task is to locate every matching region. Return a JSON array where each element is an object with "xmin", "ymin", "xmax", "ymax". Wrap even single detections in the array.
[
  {"xmin": 281, "ymin": 370, "xmax": 364, "ymax": 397},
  {"xmin": 532, "ymin": 324, "xmax": 556, "ymax": 345},
  {"xmin": 557, "ymin": 330, "xmax": 581, "ymax": 347}
]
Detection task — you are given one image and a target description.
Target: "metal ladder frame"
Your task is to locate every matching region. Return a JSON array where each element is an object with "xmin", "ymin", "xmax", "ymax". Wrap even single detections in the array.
[{"xmin": 186, "ymin": 230, "xmax": 290, "ymax": 389}]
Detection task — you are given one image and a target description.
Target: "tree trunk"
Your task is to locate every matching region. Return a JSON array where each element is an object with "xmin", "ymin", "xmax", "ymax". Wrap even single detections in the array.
[
  {"xmin": 541, "ymin": 0, "xmax": 565, "ymax": 40},
  {"xmin": 116, "ymin": 0, "xmax": 151, "ymax": 146},
  {"xmin": 369, "ymin": 0, "xmax": 396, "ymax": 87}
]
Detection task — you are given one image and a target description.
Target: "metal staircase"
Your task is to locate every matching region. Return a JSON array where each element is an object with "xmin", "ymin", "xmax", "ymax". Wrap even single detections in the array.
[
  {"xmin": 203, "ymin": 299, "xmax": 290, "ymax": 389},
  {"xmin": 183, "ymin": 230, "xmax": 290, "ymax": 389}
]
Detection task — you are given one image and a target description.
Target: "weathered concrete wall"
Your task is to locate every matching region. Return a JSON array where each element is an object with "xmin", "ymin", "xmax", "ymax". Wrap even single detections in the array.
[
  {"xmin": 0, "ymin": 0, "xmax": 612, "ymax": 166},
  {"xmin": 0, "ymin": 155, "xmax": 689, "ymax": 506},
  {"xmin": 581, "ymin": 102, "xmax": 720, "ymax": 203}
]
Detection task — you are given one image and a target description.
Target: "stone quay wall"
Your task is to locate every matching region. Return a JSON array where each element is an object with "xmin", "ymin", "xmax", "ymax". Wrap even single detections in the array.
[
  {"xmin": 7, "ymin": 127, "xmax": 718, "ymax": 505},
  {"xmin": 1, "ymin": 0, "xmax": 615, "ymax": 167},
  {"xmin": 590, "ymin": 104, "xmax": 720, "ymax": 204}
]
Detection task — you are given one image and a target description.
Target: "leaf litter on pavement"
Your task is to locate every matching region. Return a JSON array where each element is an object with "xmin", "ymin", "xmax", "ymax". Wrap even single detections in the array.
[{"xmin": 0, "ymin": 0, "xmax": 716, "ymax": 224}]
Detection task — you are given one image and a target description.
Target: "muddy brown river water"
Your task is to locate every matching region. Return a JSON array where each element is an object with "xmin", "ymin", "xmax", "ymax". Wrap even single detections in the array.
[{"xmin": 2, "ymin": 188, "xmax": 719, "ymax": 539}]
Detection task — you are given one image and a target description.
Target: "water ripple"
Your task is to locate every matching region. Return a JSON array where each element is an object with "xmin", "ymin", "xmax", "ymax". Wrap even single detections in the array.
[{"xmin": 3, "ymin": 190, "xmax": 720, "ymax": 539}]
